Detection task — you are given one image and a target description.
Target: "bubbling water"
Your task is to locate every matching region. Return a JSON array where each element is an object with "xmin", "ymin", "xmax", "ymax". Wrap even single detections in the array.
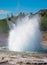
[{"xmin": 7, "ymin": 14, "xmax": 42, "ymax": 52}]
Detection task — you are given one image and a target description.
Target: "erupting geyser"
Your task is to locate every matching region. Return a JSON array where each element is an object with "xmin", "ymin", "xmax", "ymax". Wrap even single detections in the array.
[{"xmin": 7, "ymin": 14, "xmax": 42, "ymax": 52}]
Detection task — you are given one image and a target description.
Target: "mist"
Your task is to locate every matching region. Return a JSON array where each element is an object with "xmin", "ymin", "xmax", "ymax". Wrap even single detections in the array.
[{"xmin": 7, "ymin": 14, "xmax": 42, "ymax": 52}]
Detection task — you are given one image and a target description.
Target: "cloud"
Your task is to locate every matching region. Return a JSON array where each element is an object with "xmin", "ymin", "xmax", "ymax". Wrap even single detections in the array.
[{"xmin": 0, "ymin": 10, "xmax": 11, "ymax": 14}]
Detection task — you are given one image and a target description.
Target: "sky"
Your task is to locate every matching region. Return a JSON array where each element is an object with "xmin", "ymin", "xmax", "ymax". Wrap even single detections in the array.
[{"xmin": 0, "ymin": 0, "xmax": 47, "ymax": 19}]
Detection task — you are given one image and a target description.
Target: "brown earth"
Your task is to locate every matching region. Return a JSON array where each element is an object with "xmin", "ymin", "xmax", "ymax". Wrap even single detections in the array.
[
  {"xmin": 0, "ymin": 33, "xmax": 9, "ymax": 47},
  {"xmin": 42, "ymin": 33, "xmax": 47, "ymax": 46}
]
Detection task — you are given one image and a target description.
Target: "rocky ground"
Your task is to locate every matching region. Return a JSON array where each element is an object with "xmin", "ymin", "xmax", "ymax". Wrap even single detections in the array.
[{"xmin": 0, "ymin": 52, "xmax": 47, "ymax": 65}]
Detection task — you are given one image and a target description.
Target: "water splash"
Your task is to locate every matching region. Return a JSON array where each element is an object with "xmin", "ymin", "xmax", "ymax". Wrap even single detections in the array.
[{"xmin": 7, "ymin": 14, "xmax": 42, "ymax": 52}]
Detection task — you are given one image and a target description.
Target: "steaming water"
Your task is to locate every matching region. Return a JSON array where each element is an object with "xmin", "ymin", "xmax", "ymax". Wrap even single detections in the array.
[{"xmin": 8, "ymin": 14, "xmax": 42, "ymax": 52}]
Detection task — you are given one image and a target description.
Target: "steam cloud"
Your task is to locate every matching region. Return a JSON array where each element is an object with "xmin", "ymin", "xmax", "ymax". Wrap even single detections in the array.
[{"xmin": 7, "ymin": 14, "xmax": 42, "ymax": 52}]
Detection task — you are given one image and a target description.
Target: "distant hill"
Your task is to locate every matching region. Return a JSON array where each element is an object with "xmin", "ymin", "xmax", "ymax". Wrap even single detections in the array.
[
  {"xmin": 37, "ymin": 9, "xmax": 47, "ymax": 31},
  {"xmin": 0, "ymin": 9, "xmax": 47, "ymax": 34},
  {"xmin": 0, "ymin": 19, "xmax": 9, "ymax": 34},
  {"xmin": 37, "ymin": 9, "xmax": 47, "ymax": 16}
]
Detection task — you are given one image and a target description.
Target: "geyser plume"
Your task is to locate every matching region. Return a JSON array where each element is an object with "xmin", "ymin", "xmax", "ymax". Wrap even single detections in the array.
[{"xmin": 7, "ymin": 14, "xmax": 42, "ymax": 52}]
